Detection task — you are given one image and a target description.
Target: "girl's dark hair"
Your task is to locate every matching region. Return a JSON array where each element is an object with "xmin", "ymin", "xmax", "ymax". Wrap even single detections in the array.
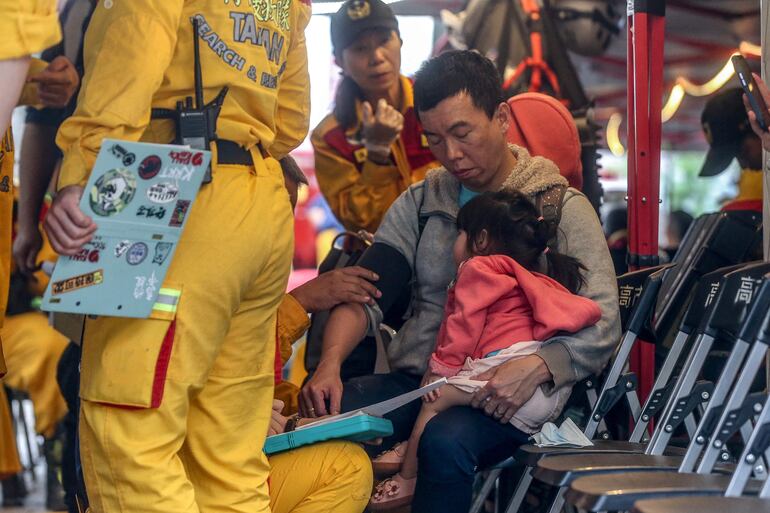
[
  {"xmin": 333, "ymin": 74, "xmax": 364, "ymax": 130},
  {"xmin": 456, "ymin": 190, "xmax": 587, "ymax": 293}
]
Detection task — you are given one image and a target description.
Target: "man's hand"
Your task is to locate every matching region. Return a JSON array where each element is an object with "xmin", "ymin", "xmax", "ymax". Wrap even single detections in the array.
[
  {"xmin": 421, "ymin": 371, "xmax": 444, "ymax": 402},
  {"xmin": 29, "ymin": 56, "xmax": 80, "ymax": 109},
  {"xmin": 44, "ymin": 185, "xmax": 97, "ymax": 255},
  {"xmin": 470, "ymin": 355, "xmax": 552, "ymax": 424},
  {"xmin": 289, "ymin": 266, "xmax": 380, "ymax": 313},
  {"xmin": 299, "ymin": 362, "xmax": 343, "ymax": 417},
  {"xmin": 268, "ymin": 399, "xmax": 288, "ymax": 436},
  {"xmin": 12, "ymin": 223, "xmax": 43, "ymax": 275},
  {"xmin": 744, "ymin": 73, "xmax": 770, "ymax": 152},
  {"xmin": 362, "ymin": 98, "xmax": 404, "ymax": 161}
]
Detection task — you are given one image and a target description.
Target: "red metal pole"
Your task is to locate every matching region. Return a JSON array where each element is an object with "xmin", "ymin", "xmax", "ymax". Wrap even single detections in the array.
[{"xmin": 627, "ymin": 0, "xmax": 665, "ymax": 415}]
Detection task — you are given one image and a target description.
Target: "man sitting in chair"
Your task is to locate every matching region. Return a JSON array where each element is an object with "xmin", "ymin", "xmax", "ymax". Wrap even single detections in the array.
[{"xmin": 300, "ymin": 50, "xmax": 620, "ymax": 513}]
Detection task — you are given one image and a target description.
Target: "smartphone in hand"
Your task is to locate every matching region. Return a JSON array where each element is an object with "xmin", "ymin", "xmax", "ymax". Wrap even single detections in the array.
[{"xmin": 732, "ymin": 54, "xmax": 770, "ymax": 132}]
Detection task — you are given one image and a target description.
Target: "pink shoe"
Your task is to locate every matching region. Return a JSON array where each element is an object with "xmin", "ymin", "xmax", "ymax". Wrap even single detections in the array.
[
  {"xmin": 369, "ymin": 473, "xmax": 417, "ymax": 511},
  {"xmin": 371, "ymin": 441, "xmax": 408, "ymax": 478}
]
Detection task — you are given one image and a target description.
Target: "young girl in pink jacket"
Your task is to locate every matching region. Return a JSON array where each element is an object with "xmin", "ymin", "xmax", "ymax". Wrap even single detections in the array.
[{"xmin": 369, "ymin": 189, "xmax": 602, "ymax": 510}]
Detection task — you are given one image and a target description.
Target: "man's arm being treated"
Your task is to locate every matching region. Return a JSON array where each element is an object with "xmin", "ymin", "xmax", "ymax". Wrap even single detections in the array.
[{"xmin": 304, "ymin": 187, "xmax": 420, "ymax": 414}]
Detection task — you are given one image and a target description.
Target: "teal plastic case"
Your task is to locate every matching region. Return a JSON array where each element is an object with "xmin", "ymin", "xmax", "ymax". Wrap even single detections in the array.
[{"xmin": 264, "ymin": 414, "xmax": 393, "ymax": 455}]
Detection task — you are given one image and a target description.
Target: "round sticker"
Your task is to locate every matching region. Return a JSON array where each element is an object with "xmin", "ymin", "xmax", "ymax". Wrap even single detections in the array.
[
  {"xmin": 126, "ymin": 242, "xmax": 148, "ymax": 265},
  {"xmin": 138, "ymin": 155, "xmax": 162, "ymax": 180},
  {"xmin": 89, "ymin": 169, "xmax": 137, "ymax": 217},
  {"xmin": 146, "ymin": 182, "xmax": 179, "ymax": 204}
]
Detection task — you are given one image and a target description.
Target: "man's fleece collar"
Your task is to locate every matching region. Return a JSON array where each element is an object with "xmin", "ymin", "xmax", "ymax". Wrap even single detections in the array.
[{"xmin": 421, "ymin": 144, "xmax": 568, "ymax": 218}]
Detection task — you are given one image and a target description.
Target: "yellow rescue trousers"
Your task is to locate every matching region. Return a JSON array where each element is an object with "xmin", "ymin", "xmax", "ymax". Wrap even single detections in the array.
[
  {"xmin": 78, "ymin": 156, "xmax": 294, "ymax": 513},
  {"xmin": 2, "ymin": 312, "xmax": 68, "ymax": 438},
  {"xmin": 269, "ymin": 441, "xmax": 373, "ymax": 513}
]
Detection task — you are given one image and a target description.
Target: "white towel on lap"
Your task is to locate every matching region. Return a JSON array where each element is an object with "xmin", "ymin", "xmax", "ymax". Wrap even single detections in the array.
[{"xmin": 446, "ymin": 341, "xmax": 572, "ymax": 434}]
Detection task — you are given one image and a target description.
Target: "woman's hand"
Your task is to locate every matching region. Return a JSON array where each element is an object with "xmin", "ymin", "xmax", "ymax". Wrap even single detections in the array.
[
  {"xmin": 421, "ymin": 371, "xmax": 444, "ymax": 402},
  {"xmin": 362, "ymin": 98, "xmax": 404, "ymax": 161},
  {"xmin": 470, "ymin": 355, "xmax": 552, "ymax": 424},
  {"xmin": 268, "ymin": 399, "xmax": 288, "ymax": 436}
]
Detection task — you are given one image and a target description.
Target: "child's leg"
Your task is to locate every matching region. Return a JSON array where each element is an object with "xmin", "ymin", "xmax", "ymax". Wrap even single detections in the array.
[{"xmin": 399, "ymin": 385, "xmax": 473, "ymax": 479}]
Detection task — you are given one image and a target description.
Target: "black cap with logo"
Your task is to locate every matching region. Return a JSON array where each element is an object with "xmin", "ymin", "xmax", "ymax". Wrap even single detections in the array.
[
  {"xmin": 330, "ymin": 0, "xmax": 399, "ymax": 57},
  {"xmin": 699, "ymin": 87, "xmax": 754, "ymax": 177}
]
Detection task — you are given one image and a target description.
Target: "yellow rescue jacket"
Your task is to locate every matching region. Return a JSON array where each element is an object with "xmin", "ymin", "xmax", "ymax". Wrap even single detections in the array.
[
  {"xmin": 57, "ymin": 0, "xmax": 311, "ymax": 189},
  {"xmin": 311, "ymin": 75, "xmax": 440, "ymax": 233},
  {"xmin": 0, "ymin": 0, "xmax": 60, "ymax": 60}
]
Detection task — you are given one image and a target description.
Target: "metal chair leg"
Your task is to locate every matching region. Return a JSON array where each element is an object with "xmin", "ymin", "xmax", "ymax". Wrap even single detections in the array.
[{"xmin": 470, "ymin": 468, "xmax": 503, "ymax": 513}]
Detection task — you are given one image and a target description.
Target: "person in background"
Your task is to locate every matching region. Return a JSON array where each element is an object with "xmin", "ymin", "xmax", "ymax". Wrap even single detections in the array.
[
  {"xmin": 700, "ymin": 87, "xmax": 763, "ymax": 212},
  {"xmin": 0, "ymin": 2, "xmax": 62, "ymax": 433},
  {"xmin": 5, "ymin": 7, "xmax": 90, "ymax": 509},
  {"xmin": 603, "ymin": 206, "xmax": 628, "ymax": 276},
  {"xmin": 662, "ymin": 209, "xmax": 693, "ymax": 261},
  {"xmin": 0, "ymin": 3, "xmax": 73, "ymax": 505},
  {"xmin": 311, "ymin": 0, "xmax": 440, "ymax": 234},
  {"xmin": 2, "ymin": 269, "xmax": 69, "ymax": 509}
]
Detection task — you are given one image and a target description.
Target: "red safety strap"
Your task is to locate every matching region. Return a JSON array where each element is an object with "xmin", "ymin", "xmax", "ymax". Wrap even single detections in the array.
[{"xmin": 502, "ymin": 0, "xmax": 563, "ymax": 98}]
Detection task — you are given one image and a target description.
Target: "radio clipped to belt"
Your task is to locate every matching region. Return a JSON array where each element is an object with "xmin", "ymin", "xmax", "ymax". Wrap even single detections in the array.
[{"xmin": 151, "ymin": 18, "xmax": 227, "ymax": 184}]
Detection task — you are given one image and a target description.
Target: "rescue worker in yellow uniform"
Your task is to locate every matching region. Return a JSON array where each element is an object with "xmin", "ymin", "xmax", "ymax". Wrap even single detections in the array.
[
  {"xmin": 0, "ymin": 0, "xmax": 62, "ymax": 477},
  {"xmin": 268, "ymin": 160, "xmax": 377, "ymax": 511},
  {"xmin": 311, "ymin": 0, "xmax": 440, "ymax": 234},
  {"xmin": 3, "ymin": 289, "xmax": 68, "ymax": 443},
  {"xmin": 44, "ymin": 1, "xmax": 311, "ymax": 512},
  {"xmin": 2, "ymin": 265, "xmax": 70, "ymax": 508},
  {"xmin": 6, "ymin": 225, "xmax": 70, "ymax": 423}
]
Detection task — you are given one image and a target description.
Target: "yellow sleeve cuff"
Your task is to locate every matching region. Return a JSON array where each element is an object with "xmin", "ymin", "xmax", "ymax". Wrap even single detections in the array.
[
  {"xmin": 0, "ymin": 3, "xmax": 60, "ymax": 60},
  {"xmin": 57, "ymin": 150, "xmax": 91, "ymax": 190},
  {"xmin": 274, "ymin": 381, "xmax": 300, "ymax": 416},
  {"xmin": 277, "ymin": 293, "xmax": 311, "ymax": 361},
  {"xmin": 17, "ymin": 59, "xmax": 48, "ymax": 107}
]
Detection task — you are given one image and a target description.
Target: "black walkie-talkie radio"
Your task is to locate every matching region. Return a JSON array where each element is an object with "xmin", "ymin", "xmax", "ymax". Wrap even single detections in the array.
[{"xmin": 152, "ymin": 17, "xmax": 228, "ymax": 184}]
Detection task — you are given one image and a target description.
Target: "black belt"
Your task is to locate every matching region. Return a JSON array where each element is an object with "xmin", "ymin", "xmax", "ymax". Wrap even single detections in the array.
[
  {"xmin": 216, "ymin": 139, "xmax": 269, "ymax": 165},
  {"xmin": 217, "ymin": 139, "xmax": 252, "ymax": 165}
]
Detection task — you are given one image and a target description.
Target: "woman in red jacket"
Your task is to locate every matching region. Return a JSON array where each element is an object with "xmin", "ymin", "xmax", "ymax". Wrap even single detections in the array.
[{"xmin": 369, "ymin": 190, "xmax": 602, "ymax": 510}]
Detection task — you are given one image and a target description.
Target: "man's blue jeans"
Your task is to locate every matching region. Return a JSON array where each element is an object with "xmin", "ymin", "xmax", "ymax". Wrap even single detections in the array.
[{"xmin": 341, "ymin": 372, "xmax": 530, "ymax": 513}]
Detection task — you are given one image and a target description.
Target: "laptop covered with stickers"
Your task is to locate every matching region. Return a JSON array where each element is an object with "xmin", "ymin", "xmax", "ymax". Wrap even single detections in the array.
[{"xmin": 42, "ymin": 139, "xmax": 210, "ymax": 318}]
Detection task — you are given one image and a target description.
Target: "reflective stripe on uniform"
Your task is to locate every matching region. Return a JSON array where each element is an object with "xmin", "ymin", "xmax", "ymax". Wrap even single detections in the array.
[{"xmin": 152, "ymin": 288, "xmax": 181, "ymax": 314}]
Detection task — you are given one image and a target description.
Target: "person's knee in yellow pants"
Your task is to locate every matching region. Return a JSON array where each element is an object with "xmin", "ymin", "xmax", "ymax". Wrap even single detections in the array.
[
  {"xmin": 269, "ymin": 441, "xmax": 373, "ymax": 513},
  {"xmin": 79, "ymin": 159, "xmax": 294, "ymax": 513},
  {"xmin": 1, "ymin": 312, "xmax": 68, "ymax": 438}
]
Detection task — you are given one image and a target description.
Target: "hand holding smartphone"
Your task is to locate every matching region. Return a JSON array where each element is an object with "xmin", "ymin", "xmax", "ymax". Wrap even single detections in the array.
[{"xmin": 731, "ymin": 54, "xmax": 770, "ymax": 132}]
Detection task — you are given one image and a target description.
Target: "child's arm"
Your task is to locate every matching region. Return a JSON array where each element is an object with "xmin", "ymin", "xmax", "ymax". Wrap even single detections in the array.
[{"xmin": 430, "ymin": 258, "xmax": 515, "ymax": 376}]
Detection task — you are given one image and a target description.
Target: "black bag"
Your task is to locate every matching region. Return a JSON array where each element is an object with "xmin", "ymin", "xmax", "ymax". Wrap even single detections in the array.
[{"xmin": 303, "ymin": 230, "xmax": 412, "ymax": 381}]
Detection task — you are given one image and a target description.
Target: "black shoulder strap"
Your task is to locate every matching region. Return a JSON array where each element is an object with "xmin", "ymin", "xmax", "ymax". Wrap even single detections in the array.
[
  {"xmin": 417, "ymin": 183, "xmax": 430, "ymax": 240},
  {"xmin": 418, "ymin": 212, "xmax": 429, "ymax": 239},
  {"xmin": 536, "ymin": 184, "xmax": 568, "ymax": 248}
]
